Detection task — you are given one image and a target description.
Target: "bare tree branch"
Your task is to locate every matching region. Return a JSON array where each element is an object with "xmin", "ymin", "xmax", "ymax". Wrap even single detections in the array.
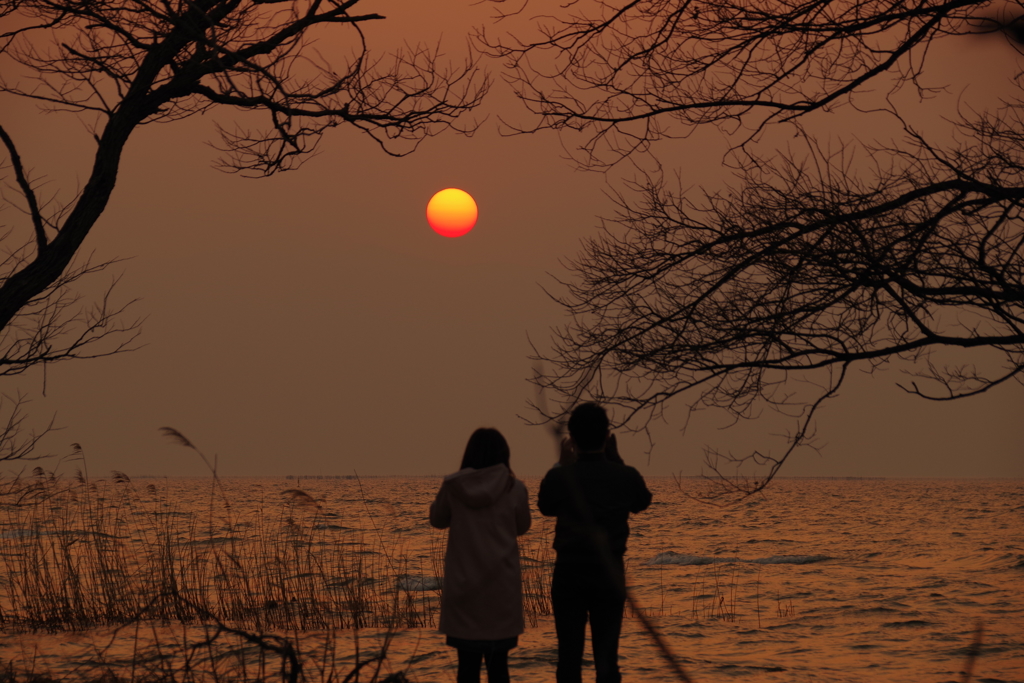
[
  {"xmin": 0, "ymin": 0, "xmax": 488, "ymax": 462},
  {"xmin": 481, "ymin": 0, "xmax": 994, "ymax": 166},
  {"xmin": 530, "ymin": 117, "xmax": 1024, "ymax": 498},
  {"xmin": 488, "ymin": 0, "xmax": 1024, "ymax": 496}
]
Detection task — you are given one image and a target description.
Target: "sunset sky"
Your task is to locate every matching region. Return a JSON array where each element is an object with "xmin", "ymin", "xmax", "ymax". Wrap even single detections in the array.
[{"xmin": 3, "ymin": 0, "xmax": 1022, "ymax": 479}]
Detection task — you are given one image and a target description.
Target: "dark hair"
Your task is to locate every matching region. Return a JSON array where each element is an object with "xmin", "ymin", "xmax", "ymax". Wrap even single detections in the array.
[
  {"xmin": 460, "ymin": 428, "xmax": 511, "ymax": 470},
  {"xmin": 568, "ymin": 402, "xmax": 609, "ymax": 452}
]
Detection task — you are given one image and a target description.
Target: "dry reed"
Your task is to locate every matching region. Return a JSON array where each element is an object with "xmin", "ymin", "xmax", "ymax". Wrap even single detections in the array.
[
  {"xmin": 0, "ymin": 468, "xmax": 553, "ymax": 634},
  {"xmin": 687, "ymin": 561, "xmax": 795, "ymax": 625},
  {"xmin": 0, "ymin": 465, "xmax": 554, "ymax": 683}
]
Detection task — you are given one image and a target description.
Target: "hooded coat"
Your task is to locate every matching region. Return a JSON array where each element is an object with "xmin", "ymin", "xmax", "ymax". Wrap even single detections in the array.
[{"xmin": 429, "ymin": 464, "xmax": 532, "ymax": 641}]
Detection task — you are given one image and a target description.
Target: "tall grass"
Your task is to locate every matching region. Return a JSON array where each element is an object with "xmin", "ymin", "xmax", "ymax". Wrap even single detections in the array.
[
  {"xmin": 0, "ymin": 468, "xmax": 553, "ymax": 633},
  {"xmin": 0, "ymin": 466, "xmax": 555, "ymax": 682},
  {"xmin": 684, "ymin": 561, "xmax": 800, "ymax": 625},
  {"xmin": 0, "ymin": 463, "xmax": 811, "ymax": 683}
]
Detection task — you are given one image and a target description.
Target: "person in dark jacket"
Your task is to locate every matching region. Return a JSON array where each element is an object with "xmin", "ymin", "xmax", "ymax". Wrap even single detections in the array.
[{"xmin": 538, "ymin": 403, "xmax": 652, "ymax": 683}]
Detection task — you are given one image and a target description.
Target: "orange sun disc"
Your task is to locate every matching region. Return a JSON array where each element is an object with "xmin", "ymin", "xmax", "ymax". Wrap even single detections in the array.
[{"xmin": 427, "ymin": 188, "xmax": 478, "ymax": 238}]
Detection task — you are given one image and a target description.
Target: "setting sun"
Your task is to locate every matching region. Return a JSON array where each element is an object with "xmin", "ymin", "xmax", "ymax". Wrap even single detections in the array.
[{"xmin": 426, "ymin": 188, "xmax": 478, "ymax": 238}]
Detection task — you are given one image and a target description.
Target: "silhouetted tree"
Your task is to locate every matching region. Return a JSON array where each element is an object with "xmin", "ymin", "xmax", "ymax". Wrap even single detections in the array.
[
  {"xmin": 0, "ymin": 0, "xmax": 487, "ymax": 458},
  {"xmin": 484, "ymin": 0, "xmax": 1024, "ymax": 495}
]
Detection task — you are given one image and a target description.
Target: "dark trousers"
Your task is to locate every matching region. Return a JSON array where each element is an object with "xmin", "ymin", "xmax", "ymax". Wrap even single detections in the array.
[
  {"xmin": 456, "ymin": 648, "xmax": 509, "ymax": 683},
  {"xmin": 447, "ymin": 636, "xmax": 517, "ymax": 683},
  {"xmin": 551, "ymin": 557, "xmax": 626, "ymax": 683}
]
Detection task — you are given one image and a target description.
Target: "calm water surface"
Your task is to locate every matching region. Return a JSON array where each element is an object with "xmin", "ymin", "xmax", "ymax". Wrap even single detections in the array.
[{"xmin": 3, "ymin": 476, "xmax": 1021, "ymax": 682}]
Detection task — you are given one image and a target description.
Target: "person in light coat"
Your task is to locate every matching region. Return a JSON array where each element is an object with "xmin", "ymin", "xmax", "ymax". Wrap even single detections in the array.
[{"xmin": 430, "ymin": 428, "xmax": 532, "ymax": 683}]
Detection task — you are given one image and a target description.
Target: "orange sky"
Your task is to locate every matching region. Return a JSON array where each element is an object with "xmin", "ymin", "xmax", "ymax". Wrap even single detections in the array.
[{"xmin": 2, "ymin": 0, "xmax": 1022, "ymax": 478}]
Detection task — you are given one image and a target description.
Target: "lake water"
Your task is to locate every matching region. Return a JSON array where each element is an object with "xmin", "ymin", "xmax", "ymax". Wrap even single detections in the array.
[{"xmin": 1, "ymin": 476, "xmax": 1021, "ymax": 682}]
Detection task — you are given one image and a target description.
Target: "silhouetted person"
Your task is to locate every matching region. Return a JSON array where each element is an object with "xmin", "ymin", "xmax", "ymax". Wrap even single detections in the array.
[
  {"xmin": 538, "ymin": 403, "xmax": 652, "ymax": 683},
  {"xmin": 430, "ymin": 428, "xmax": 532, "ymax": 683}
]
